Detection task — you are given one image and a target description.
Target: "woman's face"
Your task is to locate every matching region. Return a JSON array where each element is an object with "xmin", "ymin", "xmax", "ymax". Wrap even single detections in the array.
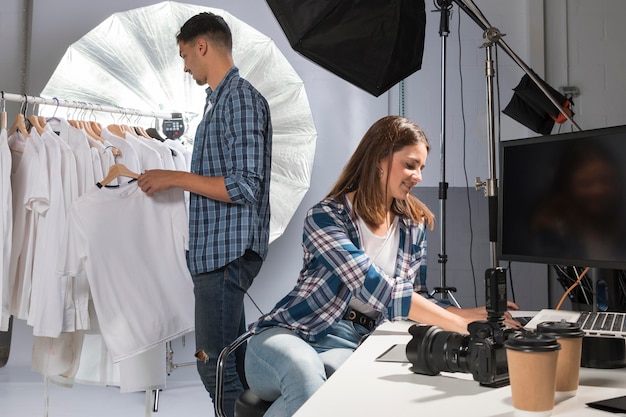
[{"xmin": 379, "ymin": 142, "xmax": 428, "ymax": 202}]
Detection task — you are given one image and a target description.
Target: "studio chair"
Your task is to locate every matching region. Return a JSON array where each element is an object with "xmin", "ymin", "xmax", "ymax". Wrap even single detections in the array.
[
  {"xmin": 216, "ymin": 330, "xmax": 338, "ymax": 417},
  {"xmin": 216, "ymin": 331, "xmax": 272, "ymax": 417}
]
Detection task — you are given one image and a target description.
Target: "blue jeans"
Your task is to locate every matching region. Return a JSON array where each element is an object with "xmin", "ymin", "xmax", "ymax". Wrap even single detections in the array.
[
  {"xmin": 244, "ymin": 320, "xmax": 369, "ymax": 417},
  {"xmin": 192, "ymin": 250, "xmax": 263, "ymax": 417}
]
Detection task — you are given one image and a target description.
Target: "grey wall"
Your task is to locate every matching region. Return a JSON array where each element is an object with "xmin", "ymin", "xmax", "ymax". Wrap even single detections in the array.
[{"xmin": 2, "ymin": 0, "xmax": 626, "ymax": 369}]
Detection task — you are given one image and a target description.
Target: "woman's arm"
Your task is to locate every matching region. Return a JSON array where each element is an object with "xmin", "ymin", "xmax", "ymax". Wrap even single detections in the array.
[
  {"xmin": 446, "ymin": 301, "xmax": 523, "ymax": 329},
  {"xmin": 408, "ymin": 292, "xmax": 470, "ymax": 334}
]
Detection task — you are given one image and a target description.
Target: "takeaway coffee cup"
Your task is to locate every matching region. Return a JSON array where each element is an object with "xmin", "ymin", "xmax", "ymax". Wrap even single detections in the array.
[
  {"xmin": 505, "ymin": 331, "xmax": 561, "ymax": 416},
  {"xmin": 536, "ymin": 320, "xmax": 585, "ymax": 399}
]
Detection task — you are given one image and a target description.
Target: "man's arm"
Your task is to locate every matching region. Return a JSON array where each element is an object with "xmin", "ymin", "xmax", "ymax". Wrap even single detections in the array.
[{"xmin": 137, "ymin": 169, "xmax": 231, "ymax": 202}]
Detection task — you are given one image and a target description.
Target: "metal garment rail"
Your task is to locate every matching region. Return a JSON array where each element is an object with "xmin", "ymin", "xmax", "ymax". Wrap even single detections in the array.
[
  {"xmin": 1, "ymin": 91, "xmax": 174, "ymax": 119},
  {"xmin": 2, "ymin": 90, "xmax": 192, "ymax": 415}
]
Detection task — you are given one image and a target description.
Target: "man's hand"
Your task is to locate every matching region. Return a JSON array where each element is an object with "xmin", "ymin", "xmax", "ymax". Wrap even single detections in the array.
[{"xmin": 137, "ymin": 169, "xmax": 179, "ymax": 196}]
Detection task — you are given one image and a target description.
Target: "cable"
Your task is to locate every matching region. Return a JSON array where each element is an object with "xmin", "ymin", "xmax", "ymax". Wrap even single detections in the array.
[
  {"xmin": 555, "ymin": 266, "xmax": 590, "ymax": 310},
  {"xmin": 553, "ymin": 265, "xmax": 593, "ymax": 305},
  {"xmin": 246, "ymin": 292, "xmax": 265, "ymax": 316},
  {"xmin": 506, "ymin": 261, "xmax": 516, "ymax": 304}
]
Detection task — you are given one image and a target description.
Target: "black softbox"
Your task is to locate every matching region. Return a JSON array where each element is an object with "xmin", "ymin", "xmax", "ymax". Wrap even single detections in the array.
[
  {"xmin": 266, "ymin": 0, "xmax": 427, "ymax": 97},
  {"xmin": 503, "ymin": 73, "xmax": 573, "ymax": 135}
]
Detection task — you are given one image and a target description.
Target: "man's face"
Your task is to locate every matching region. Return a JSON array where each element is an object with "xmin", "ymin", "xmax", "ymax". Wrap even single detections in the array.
[{"xmin": 179, "ymin": 39, "xmax": 207, "ymax": 86}]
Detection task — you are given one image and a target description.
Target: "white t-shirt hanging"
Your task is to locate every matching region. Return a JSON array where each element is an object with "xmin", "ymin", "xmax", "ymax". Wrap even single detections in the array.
[
  {"xmin": 164, "ymin": 139, "xmax": 192, "ymax": 170},
  {"xmin": 0, "ymin": 127, "xmax": 12, "ymax": 330},
  {"xmin": 100, "ymin": 127, "xmax": 141, "ymax": 174},
  {"xmin": 86, "ymin": 136, "xmax": 114, "ymax": 186},
  {"xmin": 8, "ymin": 130, "xmax": 48, "ymax": 324},
  {"xmin": 125, "ymin": 132, "xmax": 163, "ymax": 170},
  {"xmin": 46, "ymin": 118, "xmax": 95, "ymax": 197},
  {"xmin": 27, "ymin": 129, "xmax": 72, "ymax": 337},
  {"xmin": 58, "ymin": 182, "xmax": 194, "ymax": 361},
  {"xmin": 142, "ymin": 136, "xmax": 176, "ymax": 170}
]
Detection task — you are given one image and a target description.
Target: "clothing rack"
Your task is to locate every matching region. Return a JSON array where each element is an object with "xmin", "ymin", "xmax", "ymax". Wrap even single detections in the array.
[
  {"xmin": 1, "ymin": 91, "xmax": 174, "ymax": 120},
  {"xmin": 2, "ymin": 90, "xmax": 192, "ymax": 415}
]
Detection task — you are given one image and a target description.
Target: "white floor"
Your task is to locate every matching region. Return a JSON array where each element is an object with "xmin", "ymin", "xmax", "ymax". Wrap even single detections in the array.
[{"xmin": 0, "ymin": 319, "xmax": 215, "ymax": 417}]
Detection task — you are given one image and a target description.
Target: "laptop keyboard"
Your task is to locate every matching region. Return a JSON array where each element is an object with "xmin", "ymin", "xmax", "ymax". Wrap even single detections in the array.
[
  {"xmin": 577, "ymin": 311, "xmax": 626, "ymax": 333},
  {"xmin": 514, "ymin": 316, "xmax": 534, "ymax": 326}
]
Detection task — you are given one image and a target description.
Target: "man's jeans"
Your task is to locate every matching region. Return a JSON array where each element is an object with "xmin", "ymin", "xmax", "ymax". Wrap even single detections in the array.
[{"xmin": 192, "ymin": 250, "xmax": 262, "ymax": 417}]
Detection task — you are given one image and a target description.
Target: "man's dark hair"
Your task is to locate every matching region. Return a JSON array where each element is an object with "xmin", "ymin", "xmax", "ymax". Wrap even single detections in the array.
[{"xmin": 176, "ymin": 12, "xmax": 232, "ymax": 50}]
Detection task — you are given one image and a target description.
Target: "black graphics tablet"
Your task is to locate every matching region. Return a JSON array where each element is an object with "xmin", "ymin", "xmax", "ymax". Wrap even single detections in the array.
[{"xmin": 587, "ymin": 395, "xmax": 626, "ymax": 413}]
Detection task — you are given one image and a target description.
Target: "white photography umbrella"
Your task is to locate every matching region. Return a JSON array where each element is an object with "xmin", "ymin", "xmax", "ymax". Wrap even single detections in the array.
[{"xmin": 40, "ymin": 1, "xmax": 317, "ymax": 243}]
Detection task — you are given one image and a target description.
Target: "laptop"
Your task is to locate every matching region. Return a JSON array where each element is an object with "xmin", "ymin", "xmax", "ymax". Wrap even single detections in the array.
[{"xmin": 525, "ymin": 309, "xmax": 626, "ymax": 338}]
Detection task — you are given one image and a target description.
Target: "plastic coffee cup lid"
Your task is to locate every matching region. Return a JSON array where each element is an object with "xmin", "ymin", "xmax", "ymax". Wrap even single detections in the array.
[
  {"xmin": 536, "ymin": 320, "xmax": 585, "ymax": 338},
  {"xmin": 504, "ymin": 331, "xmax": 561, "ymax": 352}
]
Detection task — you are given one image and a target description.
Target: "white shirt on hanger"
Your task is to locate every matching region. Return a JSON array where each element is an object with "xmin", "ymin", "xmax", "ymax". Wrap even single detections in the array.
[
  {"xmin": 124, "ymin": 132, "xmax": 163, "ymax": 170},
  {"xmin": 0, "ymin": 127, "xmax": 12, "ymax": 331},
  {"xmin": 27, "ymin": 129, "xmax": 73, "ymax": 337},
  {"xmin": 8, "ymin": 130, "xmax": 48, "ymax": 325},
  {"xmin": 100, "ymin": 127, "xmax": 141, "ymax": 174},
  {"xmin": 46, "ymin": 118, "xmax": 95, "ymax": 197},
  {"xmin": 58, "ymin": 182, "xmax": 194, "ymax": 362},
  {"xmin": 141, "ymin": 136, "xmax": 176, "ymax": 170},
  {"xmin": 164, "ymin": 138, "xmax": 192, "ymax": 170}
]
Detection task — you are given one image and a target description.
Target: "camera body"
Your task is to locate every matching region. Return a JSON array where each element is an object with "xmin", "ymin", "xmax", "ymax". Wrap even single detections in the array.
[
  {"xmin": 406, "ymin": 267, "xmax": 517, "ymax": 387},
  {"xmin": 465, "ymin": 319, "xmax": 514, "ymax": 387}
]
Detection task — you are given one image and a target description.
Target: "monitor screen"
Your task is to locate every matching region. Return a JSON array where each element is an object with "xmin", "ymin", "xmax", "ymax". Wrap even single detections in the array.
[{"xmin": 498, "ymin": 125, "xmax": 626, "ymax": 269}]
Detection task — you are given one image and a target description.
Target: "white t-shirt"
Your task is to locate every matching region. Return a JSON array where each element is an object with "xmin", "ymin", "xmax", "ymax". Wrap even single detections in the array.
[
  {"xmin": 46, "ymin": 118, "xmax": 95, "ymax": 197},
  {"xmin": 58, "ymin": 182, "xmax": 194, "ymax": 361},
  {"xmin": 349, "ymin": 215, "xmax": 400, "ymax": 318},
  {"xmin": 100, "ymin": 127, "xmax": 141, "ymax": 174},
  {"xmin": 8, "ymin": 130, "xmax": 48, "ymax": 323},
  {"xmin": 25, "ymin": 130, "xmax": 73, "ymax": 336},
  {"xmin": 0, "ymin": 127, "xmax": 12, "ymax": 330},
  {"xmin": 164, "ymin": 139, "xmax": 192, "ymax": 170},
  {"xmin": 142, "ymin": 136, "xmax": 176, "ymax": 170},
  {"xmin": 125, "ymin": 133, "xmax": 163, "ymax": 171}
]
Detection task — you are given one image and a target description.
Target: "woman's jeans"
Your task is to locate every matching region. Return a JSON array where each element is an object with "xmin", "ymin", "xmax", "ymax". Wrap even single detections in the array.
[
  {"xmin": 192, "ymin": 250, "xmax": 263, "ymax": 417},
  {"xmin": 245, "ymin": 320, "xmax": 369, "ymax": 417}
]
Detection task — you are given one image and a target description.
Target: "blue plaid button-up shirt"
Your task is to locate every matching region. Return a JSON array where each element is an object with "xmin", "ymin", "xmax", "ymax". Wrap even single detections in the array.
[
  {"xmin": 249, "ymin": 195, "xmax": 447, "ymax": 342},
  {"xmin": 187, "ymin": 67, "xmax": 272, "ymax": 275}
]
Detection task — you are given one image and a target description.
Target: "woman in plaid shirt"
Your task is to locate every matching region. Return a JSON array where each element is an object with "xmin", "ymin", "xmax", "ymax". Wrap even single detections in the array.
[{"xmin": 244, "ymin": 116, "xmax": 519, "ymax": 417}]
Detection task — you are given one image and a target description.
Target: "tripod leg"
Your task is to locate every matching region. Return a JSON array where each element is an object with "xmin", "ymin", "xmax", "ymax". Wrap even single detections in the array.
[{"xmin": 446, "ymin": 291, "xmax": 461, "ymax": 308}]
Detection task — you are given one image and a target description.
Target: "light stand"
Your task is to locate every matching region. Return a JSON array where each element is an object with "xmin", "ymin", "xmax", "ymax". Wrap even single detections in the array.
[
  {"xmin": 444, "ymin": 0, "xmax": 583, "ymax": 328},
  {"xmin": 430, "ymin": 0, "xmax": 461, "ymax": 307},
  {"xmin": 453, "ymin": 0, "xmax": 582, "ymax": 268},
  {"xmin": 449, "ymin": 0, "xmax": 581, "ymax": 270}
]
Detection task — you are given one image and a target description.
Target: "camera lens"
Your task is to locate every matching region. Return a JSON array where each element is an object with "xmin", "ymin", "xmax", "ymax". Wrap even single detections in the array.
[{"xmin": 406, "ymin": 324, "xmax": 470, "ymax": 375}]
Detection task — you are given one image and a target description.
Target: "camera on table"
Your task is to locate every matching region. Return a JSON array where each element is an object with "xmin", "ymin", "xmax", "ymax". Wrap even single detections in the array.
[{"xmin": 406, "ymin": 267, "xmax": 518, "ymax": 388}]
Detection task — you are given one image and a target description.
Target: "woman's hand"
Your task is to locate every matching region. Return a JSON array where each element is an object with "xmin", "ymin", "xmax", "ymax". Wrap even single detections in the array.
[{"xmin": 446, "ymin": 301, "xmax": 523, "ymax": 330}]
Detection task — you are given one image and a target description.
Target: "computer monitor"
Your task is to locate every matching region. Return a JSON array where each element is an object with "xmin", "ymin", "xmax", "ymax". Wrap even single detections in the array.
[{"xmin": 498, "ymin": 124, "xmax": 626, "ymax": 270}]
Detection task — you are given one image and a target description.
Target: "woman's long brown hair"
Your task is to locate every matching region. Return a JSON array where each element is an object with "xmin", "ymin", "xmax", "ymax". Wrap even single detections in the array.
[{"xmin": 326, "ymin": 116, "xmax": 435, "ymax": 230}]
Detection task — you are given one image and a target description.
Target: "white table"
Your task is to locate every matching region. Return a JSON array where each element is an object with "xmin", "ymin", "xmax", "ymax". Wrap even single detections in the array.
[{"xmin": 293, "ymin": 320, "xmax": 626, "ymax": 417}]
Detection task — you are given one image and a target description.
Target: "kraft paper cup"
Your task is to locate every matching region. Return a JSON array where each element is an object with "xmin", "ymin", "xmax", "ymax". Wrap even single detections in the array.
[
  {"xmin": 505, "ymin": 332, "xmax": 561, "ymax": 416},
  {"xmin": 536, "ymin": 320, "xmax": 585, "ymax": 400}
]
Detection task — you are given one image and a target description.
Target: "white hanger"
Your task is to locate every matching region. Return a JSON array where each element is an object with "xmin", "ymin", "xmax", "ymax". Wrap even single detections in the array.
[{"xmin": 1, "ymin": 91, "xmax": 6, "ymax": 130}]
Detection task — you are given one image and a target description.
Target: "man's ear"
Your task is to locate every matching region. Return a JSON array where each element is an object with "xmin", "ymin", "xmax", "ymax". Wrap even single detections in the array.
[{"xmin": 196, "ymin": 37, "xmax": 208, "ymax": 55}]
